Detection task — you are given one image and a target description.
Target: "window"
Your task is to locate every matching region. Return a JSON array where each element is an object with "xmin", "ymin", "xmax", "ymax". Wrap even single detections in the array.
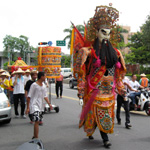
[{"xmin": 64, "ymin": 69, "xmax": 68, "ymax": 72}]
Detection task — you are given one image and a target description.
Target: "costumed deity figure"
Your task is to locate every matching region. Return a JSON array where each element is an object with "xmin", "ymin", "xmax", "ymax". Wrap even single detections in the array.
[{"xmin": 73, "ymin": 5, "xmax": 127, "ymax": 148}]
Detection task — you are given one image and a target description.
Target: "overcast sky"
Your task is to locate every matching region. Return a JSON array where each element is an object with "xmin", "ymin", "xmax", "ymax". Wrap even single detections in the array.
[{"xmin": 0, "ymin": 0, "xmax": 150, "ymax": 54}]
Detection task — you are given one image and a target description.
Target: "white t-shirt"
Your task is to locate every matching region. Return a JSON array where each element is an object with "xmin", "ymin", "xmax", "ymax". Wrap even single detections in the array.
[
  {"xmin": 24, "ymin": 75, "xmax": 31, "ymax": 86},
  {"xmin": 28, "ymin": 82, "xmax": 47, "ymax": 114},
  {"xmin": 122, "ymin": 77, "xmax": 129, "ymax": 91},
  {"xmin": 129, "ymin": 80, "xmax": 140, "ymax": 94},
  {"xmin": 12, "ymin": 76, "xmax": 25, "ymax": 94}
]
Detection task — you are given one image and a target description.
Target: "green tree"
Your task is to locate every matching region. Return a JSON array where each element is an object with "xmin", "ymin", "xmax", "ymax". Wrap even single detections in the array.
[
  {"xmin": 141, "ymin": 15, "xmax": 150, "ymax": 50},
  {"xmin": 125, "ymin": 14, "xmax": 150, "ymax": 65},
  {"xmin": 63, "ymin": 24, "xmax": 85, "ymax": 49},
  {"xmin": 3, "ymin": 61, "xmax": 14, "ymax": 70},
  {"xmin": 116, "ymin": 25, "xmax": 128, "ymax": 49},
  {"xmin": 17, "ymin": 35, "xmax": 30, "ymax": 62},
  {"xmin": 3, "ymin": 35, "xmax": 34, "ymax": 63},
  {"xmin": 3, "ymin": 35, "xmax": 18, "ymax": 61},
  {"xmin": 61, "ymin": 55, "xmax": 71, "ymax": 68}
]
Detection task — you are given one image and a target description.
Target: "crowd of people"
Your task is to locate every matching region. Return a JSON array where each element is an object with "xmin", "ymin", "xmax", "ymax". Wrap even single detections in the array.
[
  {"xmin": 0, "ymin": 68, "xmax": 53, "ymax": 139},
  {"xmin": 0, "ymin": 68, "xmax": 50, "ymax": 120}
]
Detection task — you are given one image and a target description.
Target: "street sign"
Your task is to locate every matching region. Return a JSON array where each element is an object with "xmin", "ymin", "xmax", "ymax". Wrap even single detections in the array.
[
  {"xmin": 56, "ymin": 40, "xmax": 66, "ymax": 46},
  {"xmin": 48, "ymin": 41, "xmax": 53, "ymax": 46}
]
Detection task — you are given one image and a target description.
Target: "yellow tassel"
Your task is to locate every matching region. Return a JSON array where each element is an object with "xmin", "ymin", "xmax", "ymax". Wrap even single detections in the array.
[{"xmin": 70, "ymin": 28, "xmax": 74, "ymax": 55}]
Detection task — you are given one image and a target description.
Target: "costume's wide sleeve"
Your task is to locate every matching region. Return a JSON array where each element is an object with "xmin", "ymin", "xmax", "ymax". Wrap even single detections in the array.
[
  {"xmin": 73, "ymin": 47, "xmax": 91, "ymax": 99},
  {"xmin": 115, "ymin": 50, "xmax": 126, "ymax": 97}
]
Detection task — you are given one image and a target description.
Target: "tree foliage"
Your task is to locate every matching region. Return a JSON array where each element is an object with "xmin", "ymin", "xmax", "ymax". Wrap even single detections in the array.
[
  {"xmin": 61, "ymin": 55, "xmax": 71, "ymax": 68},
  {"xmin": 3, "ymin": 61, "xmax": 14, "ymax": 70},
  {"xmin": 125, "ymin": 15, "xmax": 150, "ymax": 64},
  {"xmin": 3, "ymin": 35, "xmax": 35, "ymax": 63},
  {"xmin": 116, "ymin": 25, "xmax": 128, "ymax": 49},
  {"xmin": 63, "ymin": 24, "xmax": 85, "ymax": 49}
]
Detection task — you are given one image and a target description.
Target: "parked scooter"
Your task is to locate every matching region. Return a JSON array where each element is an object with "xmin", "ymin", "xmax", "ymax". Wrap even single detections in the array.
[{"xmin": 128, "ymin": 88, "xmax": 150, "ymax": 115}]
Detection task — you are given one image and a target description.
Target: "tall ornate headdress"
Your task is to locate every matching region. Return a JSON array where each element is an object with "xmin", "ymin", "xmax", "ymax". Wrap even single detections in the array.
[{"xmin": 86, "ymin": 4, "xmax": 120, "ymax": 47}]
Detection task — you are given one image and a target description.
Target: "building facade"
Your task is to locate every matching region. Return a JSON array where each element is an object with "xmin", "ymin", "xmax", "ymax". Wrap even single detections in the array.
[{"xmin": 120, "ymin": 26, "xmax": 136, "ymax": 54}]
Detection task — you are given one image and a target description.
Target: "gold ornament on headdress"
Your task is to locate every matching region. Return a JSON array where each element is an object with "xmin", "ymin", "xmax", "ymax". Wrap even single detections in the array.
[{"xmin": 86, "ymin": 5, "xmax": 120, "ymax": 47}]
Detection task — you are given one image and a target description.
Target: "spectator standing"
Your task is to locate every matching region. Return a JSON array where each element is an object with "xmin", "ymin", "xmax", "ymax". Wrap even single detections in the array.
[
  {"xmin": 0, "ymin": 69, "xmax": 6, "ymax": 86},
  {"xmin": 0, "ymin": 72, "xmax": 10, "ymax": 95},
  {"xmin": 12, "ymin": 68, "xmax": 26, "ymax": 118},
  {"xmin": 55, "ymin": 73, "xmax": 63, "ymax": 98},
  {"xmin": 24, "ymin": 69, "xmax": 31, "ymax": 86}
]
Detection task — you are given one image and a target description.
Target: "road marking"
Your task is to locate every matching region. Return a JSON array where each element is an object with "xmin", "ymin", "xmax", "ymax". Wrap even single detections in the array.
[
  {"xmin": 51, "ymin": 93, "xmax": 147, "ymax": 116},
  {"xmin": 120, "ymin": 107, "xmax": 147, "ymax": 116},
  {"xmin": 51, "ymin": 93, "xmax": 79, "ymax": 101}
]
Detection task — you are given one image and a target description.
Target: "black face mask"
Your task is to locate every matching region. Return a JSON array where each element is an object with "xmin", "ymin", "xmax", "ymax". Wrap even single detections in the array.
[{"xmin": 93, "ymin": 38, "xmax": 118, "ymax": 68}]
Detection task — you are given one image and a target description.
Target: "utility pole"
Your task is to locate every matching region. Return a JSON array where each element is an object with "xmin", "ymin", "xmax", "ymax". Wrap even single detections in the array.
[
  {"xmin": 27, "ymin": 45, "xmax": 30, "ymax": 65},
  {"xmin": 8, "ymin": 46, "xmax": 10, "ymax": 65},
  {"xmin": 23, "ymin": 46, "xmax": 25, "ymax": 62}
]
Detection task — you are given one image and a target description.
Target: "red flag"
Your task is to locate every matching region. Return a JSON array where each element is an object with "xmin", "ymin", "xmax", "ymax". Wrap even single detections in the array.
[{"xmin": 71, "ymin": 22, "xmax": 85, "ymax": 50}]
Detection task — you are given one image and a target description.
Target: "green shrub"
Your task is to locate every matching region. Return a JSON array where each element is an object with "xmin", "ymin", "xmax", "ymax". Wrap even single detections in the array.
[{"xmin": 126, "ymin": 73, "xmax": 150, "ymax": 81}]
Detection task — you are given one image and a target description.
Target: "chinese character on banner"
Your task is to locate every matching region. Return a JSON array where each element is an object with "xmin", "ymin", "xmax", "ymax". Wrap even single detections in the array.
[{"xmin": 38, "ymin": 46, "xmax": 61, "ymax": 78}]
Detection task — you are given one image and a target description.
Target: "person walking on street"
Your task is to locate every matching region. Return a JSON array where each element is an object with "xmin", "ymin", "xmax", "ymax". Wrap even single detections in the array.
[
  {"xmin": 26, "ymin": 72, "xmax": 52, "ymax": 139},
  {"xmin": 55, "ymin": 73, "xmax": 63, "ymax": 98},
  {"xmin": 25, "ymin": 70, "xmax": 38, "ymax": 99},
  {"xmin": 12, "ymin": 68, "xmax": 26, "ymax": 119},
  {"xmin": 116, "ymin": 72, "xmax": 138, "ymax": 128},
  {"xmin": 25, "ymin": 70, "xmax": 38, "ymax": 124},
  {"xmin": 139, "ymin": 73, "xmax": 149, "ymax": 88}
]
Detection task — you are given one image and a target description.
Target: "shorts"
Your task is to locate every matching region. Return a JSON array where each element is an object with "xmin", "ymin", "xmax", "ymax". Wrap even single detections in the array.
[{"xmin": 29, "ymin": 111, "xmax": 43, "ymax": 122}]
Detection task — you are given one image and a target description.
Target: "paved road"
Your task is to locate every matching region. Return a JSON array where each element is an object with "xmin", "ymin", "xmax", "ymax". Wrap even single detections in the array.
[{"xmin": 0, "ymin": 83, "xmax": 150, "ymax": 150}]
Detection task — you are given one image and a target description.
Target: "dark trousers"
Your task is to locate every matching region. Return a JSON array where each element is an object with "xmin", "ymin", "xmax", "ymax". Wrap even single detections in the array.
[
  {"xmin": 9, "ymin": 91, "xmax": 14, "ymax": 104},
  {"xmin": 116, "ymin": 94, "xmax": 130, "ymax": 125},
  {"xmin": 129, "ymin": 92, "xmax": 141, "ymax": 105},
  {"xmin": 13, "ymin": 94, "xmax": 25, "ymax": 116},
  {"xmin": 56, "ymin": 81, "xmax": 63, "ymax": 97},
  {"xmin": 100, "ymin": 131, "xmax": 109, "ymax": 142}
]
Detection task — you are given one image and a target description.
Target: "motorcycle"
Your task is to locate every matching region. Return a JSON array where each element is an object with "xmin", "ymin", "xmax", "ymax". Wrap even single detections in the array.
[{"xmin": 128, "ymin": 88, "xmax": 150, "ymax": 116}]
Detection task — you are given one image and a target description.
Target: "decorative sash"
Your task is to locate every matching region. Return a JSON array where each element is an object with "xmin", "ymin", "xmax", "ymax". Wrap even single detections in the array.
[{"xmin": 80, "ymin": 65, "xmax": 106, "ymax": 120}]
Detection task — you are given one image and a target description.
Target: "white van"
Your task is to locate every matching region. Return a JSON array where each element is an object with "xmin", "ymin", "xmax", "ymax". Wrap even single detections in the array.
[{"xmin": 61, "ymin": 68, "xmax": 72, "ymax": 78}]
